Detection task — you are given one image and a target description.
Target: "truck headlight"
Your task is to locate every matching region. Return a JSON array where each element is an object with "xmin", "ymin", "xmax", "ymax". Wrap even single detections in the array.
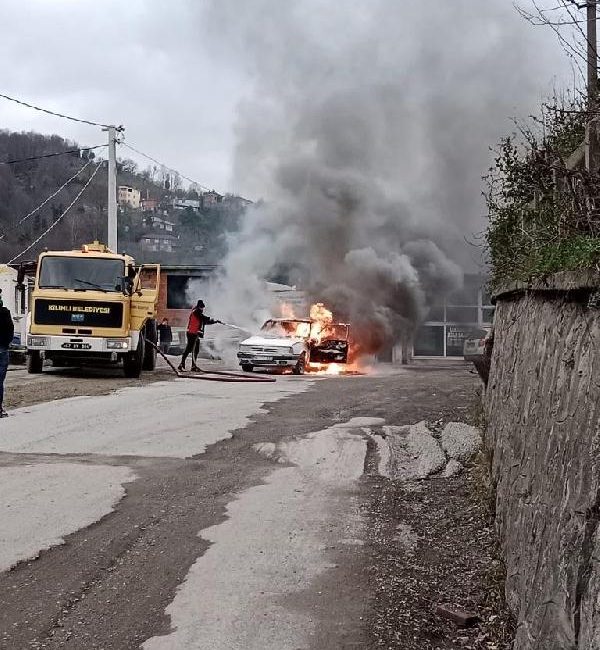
[
  {"xmin": 28, "ymin": 336, "xmax": 48, "ymax": 347},
  {"xmin": 107, "ymin": 339, "xmax": 129, "ymax": 350}
]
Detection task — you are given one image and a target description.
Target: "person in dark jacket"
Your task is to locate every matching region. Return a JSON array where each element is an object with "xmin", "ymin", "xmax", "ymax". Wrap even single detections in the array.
[
  {"xmin": 157, "ymin": 318, "xmax": 173, "ymax": 354},
  {"xmin": 178, "ymin": 300, "xmax": 220, "ymax": 372},
  {"xmin": 0, "ymin": 299, "xmax": 14, "ymax": 417}
]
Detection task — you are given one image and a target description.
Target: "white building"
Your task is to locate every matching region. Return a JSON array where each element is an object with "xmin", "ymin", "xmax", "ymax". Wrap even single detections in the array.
[
  {"xmin": 149, "ymin": 215, "xmax": 175, "ymax": 232},
  {"xmin": 0, "ymin": 264, "xmax": 30, "ymax": 347},
  {"xmin": 172, "ymin": 198, "xmax": 201, "ymax": 211},
  {"xmin": 118, "ymin": 186, "xmax": 141, "ymax": 209},
  {"xmin": 140, "ymin": 232, "xmax": 179, "ymax": 253}
]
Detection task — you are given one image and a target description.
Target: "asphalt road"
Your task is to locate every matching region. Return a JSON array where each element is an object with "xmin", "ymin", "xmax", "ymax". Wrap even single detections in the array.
[{"xmin": 0, "ymin": 362, "xmax": 483, "ymax": 649}]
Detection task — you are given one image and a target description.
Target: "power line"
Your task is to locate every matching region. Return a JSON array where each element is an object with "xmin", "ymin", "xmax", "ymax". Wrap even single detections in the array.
[
  {"xmin": 8, "ymin": 160, "xmax": 104, "ymax": 264},
  {"xmin": 0, "ymin": 144, "xmax": 105, "ymax": 166},
  {"xmin": 120, "ymin": 141, "xmax": 212, "ymax": 193},
  {"xmin": 0, "ymin": 92, "xmax": 115, "ymax": 129},
  {"xmin": 121, "ymin": 141, "xmax": 253, "ymax": 203},
  {"xmin": 8, "ymin": 155, "xmax": 101, "ymax": 234}
]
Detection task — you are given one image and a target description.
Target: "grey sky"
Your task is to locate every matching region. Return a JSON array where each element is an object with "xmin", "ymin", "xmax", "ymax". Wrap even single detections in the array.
[{"xmin": 0, "ymin": 0, "xmax": 575, "ymax": 200}]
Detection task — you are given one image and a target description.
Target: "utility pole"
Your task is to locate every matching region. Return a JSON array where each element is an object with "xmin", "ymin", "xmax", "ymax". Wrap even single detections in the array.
[
  {"xmin": 104, "ymin": 125, "xmax": 118, "ymax": 251},
  {"xmin": 585, "ymin": 1, "xmax": 599, "ymax": 171},
  {"xmin": 588, "ymin": 1, "xmax": 598, "ymax": 104}
]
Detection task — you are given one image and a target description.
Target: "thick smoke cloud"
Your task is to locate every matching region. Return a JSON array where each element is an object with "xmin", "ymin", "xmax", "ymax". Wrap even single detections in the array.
[{"xmin": 200, "ymin": 0, "xmax": 562, "ymax": 353}]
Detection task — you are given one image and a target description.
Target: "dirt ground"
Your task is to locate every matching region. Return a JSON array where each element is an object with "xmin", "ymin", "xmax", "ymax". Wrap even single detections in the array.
[
  {"xmin": 0, "ymin": 363, "xmax": 514, "ymax": 649},
  {"xmin": 5, "ymin": 359, "xmax": 181, "ymax": 410}
]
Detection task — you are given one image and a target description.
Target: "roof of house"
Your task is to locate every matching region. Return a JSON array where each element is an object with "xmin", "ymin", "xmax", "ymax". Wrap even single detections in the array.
[{"xmin": 139, "ymin": 231, "xmax": 179, "ymax": 240}]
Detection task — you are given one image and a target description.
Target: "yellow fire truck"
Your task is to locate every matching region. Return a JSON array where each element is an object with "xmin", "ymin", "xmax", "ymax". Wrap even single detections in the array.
[{"xmin": 25, "ymin": 241, "xmax": 159, "ymax": 378}]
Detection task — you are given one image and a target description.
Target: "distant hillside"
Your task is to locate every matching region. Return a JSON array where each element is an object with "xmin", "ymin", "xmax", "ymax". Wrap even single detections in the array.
[{"xmin": 0, "ymin": 130, "xmax": 247, "ymax": 265}]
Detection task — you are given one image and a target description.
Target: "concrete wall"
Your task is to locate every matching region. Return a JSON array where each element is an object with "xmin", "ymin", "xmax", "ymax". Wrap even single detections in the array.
[{"xmin": 485, "ymin": 271, "xmax": 600, "ymax": 649}]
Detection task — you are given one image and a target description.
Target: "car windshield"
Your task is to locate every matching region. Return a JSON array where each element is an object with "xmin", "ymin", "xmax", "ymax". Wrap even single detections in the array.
[
  {"xmin": 260, "ymin": 319, "xmax": 311, "ymax": 338},
  {"xmin": 39, "ymin": 256, "xmax": 125, "ymax": 292}
]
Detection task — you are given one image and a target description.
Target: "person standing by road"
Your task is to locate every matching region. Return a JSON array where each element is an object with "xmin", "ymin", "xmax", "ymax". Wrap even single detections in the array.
[
  {"xmin": 178, "ymin": 300, "xmax": 220, "ymax": 372},
  {"xmin": 0, "ymin": 298, "xmax": 14, "ymax": 417},
  {"xmin": 157, "ymin": 318, "xmax": 172, "ymax": 354}
]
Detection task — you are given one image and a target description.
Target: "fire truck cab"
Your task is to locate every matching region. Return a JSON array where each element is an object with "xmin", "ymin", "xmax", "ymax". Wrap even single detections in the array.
[{"xmin": 25, "ymin": 241, "xmax": 159, "ymax": 378}]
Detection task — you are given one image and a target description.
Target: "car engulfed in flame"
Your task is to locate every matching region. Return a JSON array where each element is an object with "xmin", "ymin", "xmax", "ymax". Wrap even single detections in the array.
[{"xmin": 237, "ymin": 304, "xmax": 350, "ymax": 375}]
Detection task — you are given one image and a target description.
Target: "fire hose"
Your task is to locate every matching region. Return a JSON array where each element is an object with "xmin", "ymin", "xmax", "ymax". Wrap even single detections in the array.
[{"xmin": 145, "ymin": 338, "xmax": 276, "ymax": 383}]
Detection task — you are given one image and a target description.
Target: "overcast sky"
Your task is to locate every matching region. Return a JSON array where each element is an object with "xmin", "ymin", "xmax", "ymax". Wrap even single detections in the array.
[{"xmin": 0, "ymin": 0, "xmax": 575, "ymax": 199}]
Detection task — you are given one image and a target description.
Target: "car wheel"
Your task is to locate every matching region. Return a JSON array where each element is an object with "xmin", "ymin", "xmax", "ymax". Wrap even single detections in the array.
[
  {"xmin": 124, "ymin": 335, "xmax": 144, "ymax": 378},
  {"xmin": 292, "ymin": 355, "xmax": 306, "ymax": 375},
  {"xmin": 27, "ymin": 350, "xmax": 43, "ymax": 374},
  {"xmin": 241, "ymin": 364, "xmax": 253, "ymax": 372}
]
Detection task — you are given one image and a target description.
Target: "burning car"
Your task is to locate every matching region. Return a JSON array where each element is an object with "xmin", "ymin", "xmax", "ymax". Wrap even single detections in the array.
[{"xmin": 237, "ymin": 304, "xmax": 350, "ymax": 374}]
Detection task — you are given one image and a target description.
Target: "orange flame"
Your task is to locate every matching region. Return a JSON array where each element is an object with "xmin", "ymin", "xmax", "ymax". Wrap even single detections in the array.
[
  {"xmin": 276, "ymin": 301, "xmax": 370, "ymax": 375},
  {"xmin": 308, "ymin": 302, "xmax": 335, "ymax": 344}
]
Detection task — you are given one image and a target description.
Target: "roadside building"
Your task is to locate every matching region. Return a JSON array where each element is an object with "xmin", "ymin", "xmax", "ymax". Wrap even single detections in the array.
[
  {"xmin": 411, "ymin": 273, "xmax": 493, "ymax": 359},
  {"xmin": 156, "ymin": 265, "xmax": 219, "ymax": 328},
  {"xmin": 2, "ymin": 264, "xmax": 33, "ymax": 348},
  {"xmin": 118, "ymin": 185, "xmax": 141, "ymax": 209}
]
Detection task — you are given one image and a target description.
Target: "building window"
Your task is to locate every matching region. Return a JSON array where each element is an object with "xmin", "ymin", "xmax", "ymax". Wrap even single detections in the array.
[
  {"xmin": 414, "ymin": 326, "xmax": 444, "ymax": 356},
  {"xmin": 446, "ymin": 325, "xmax": 474, "ymax": 357},
  {"xmin": 482, "ymin": 307, "xmax": 495, "ymax": 325},
  {"xmin": 413, "ymin": 274, "xmax": 491, "ymax": 358},
  {"xmin": 445, "ymin": 306, "xmax": 478, "ymax": 323}
]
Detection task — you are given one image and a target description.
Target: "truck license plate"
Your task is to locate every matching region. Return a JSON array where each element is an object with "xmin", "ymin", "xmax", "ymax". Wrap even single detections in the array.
[{"xmin": 61, "ymin": 343, "xmax": 92, "ymax": 350}]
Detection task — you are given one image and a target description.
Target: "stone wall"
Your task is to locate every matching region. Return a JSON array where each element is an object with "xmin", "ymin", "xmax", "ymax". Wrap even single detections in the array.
[{"xmin": 486, "ymin": 271, "xmax": 600, "ymax": 649}]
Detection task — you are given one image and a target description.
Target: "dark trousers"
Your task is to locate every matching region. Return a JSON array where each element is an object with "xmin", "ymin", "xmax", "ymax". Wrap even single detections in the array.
[
  {"xmin": 181, "ymin": 333, "xmax": 199, "ymax": 366},
  {"xmin": 0, "ymin": 348, "xmax": 8, "ymax": 409}
]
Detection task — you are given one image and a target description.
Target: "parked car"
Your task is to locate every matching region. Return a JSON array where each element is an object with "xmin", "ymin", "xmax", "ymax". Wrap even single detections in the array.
[
  {"xmin": 237, "ymin": 318, "xmax": 349, "ymax": 374},
  {"xmin": 464, "ymin": 326, "xmax": 494, "ymax": 386},
  {"xmin": 463, "ymin": 327, "xmax": 491, "ymax": 361}
]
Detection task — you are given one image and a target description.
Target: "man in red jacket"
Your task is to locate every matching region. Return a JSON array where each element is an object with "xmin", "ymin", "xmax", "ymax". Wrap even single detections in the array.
[{"xmin": 178, "ymin": 300, "xmax": 220, "ymax": 372}]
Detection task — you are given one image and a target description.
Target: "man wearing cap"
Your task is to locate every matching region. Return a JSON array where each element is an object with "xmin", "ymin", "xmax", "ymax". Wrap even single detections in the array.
[{"xmin": 178, "ymin": 300, "xmax": 221, "ymax": 372}]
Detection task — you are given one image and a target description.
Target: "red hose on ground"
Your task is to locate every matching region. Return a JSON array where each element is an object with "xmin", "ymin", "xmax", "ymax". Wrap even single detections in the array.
[{"xmin": 146, "ymin": 339, "xmax": 277, "ymax": 383}]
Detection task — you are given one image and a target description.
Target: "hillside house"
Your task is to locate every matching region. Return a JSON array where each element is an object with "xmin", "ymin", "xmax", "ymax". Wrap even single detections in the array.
[
  {"xmin": 118, "ymin": 185, "xmax": 141, "ymax": 209},
  {"xmin": 201, "ymin": 190, "xmax": 222, "ymax": 209},
  {"xmin": 172, "ymin": 198, "xmax": 201, "ymax": 211},
  {"xmin": 144, "ymin": 215, "xmax": 175, "ymax": 232},
  {"xmin": 140, "ymin": 197, "xmax": 159, "ymax": 212},
  {"xmin": 140, "ymin": 231, "xmax": 179, "ymax": 253}
]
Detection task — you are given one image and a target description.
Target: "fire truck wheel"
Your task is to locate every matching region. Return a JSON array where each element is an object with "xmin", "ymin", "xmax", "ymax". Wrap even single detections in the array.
[
  {"xmin": 292, "ymin": 354, "xmax": 306, "ymax": 375},
  {"xmin": 27, "ymin": 350, "xmax": 43, "ymax": 374},
  {"xmin": 241, "ymin": 364, "xmax": 254, "ymax": 372},
  {"xmin": 123, "ymin": 336, "xmax": 144, "ymax": 378},
  {"xmin": 142, "ymin": 321, "xmax": 157, "ymax": 371}
]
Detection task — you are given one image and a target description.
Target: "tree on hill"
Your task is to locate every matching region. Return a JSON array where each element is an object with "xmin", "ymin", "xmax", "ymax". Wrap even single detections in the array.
[{"xmin": 0, "ymin": 129, "xmax": 248, "ymax": 265}]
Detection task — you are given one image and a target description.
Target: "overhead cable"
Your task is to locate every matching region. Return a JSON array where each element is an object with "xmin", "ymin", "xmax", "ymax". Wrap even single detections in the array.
[
  {"xmin": 0, "ymin": 92, "xmax": 114, "ymax": 129},
  {"xmin": 121, "ymin": 141, "xmax": 253, "ymax": 203},
  {"xmin": 0, "ymin": 144, "xmax": 106, "ymax": 166},
  {"xmin": 120, "ymin": 141, "xmax": 212, "ymax": 192},
  {"xmin": 9, "ymin": 160, "xmax": 104, "ymax": 264},
  {"xmin": 10, "ymin": 155, "xmax": 101, "ymax": 233}
]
